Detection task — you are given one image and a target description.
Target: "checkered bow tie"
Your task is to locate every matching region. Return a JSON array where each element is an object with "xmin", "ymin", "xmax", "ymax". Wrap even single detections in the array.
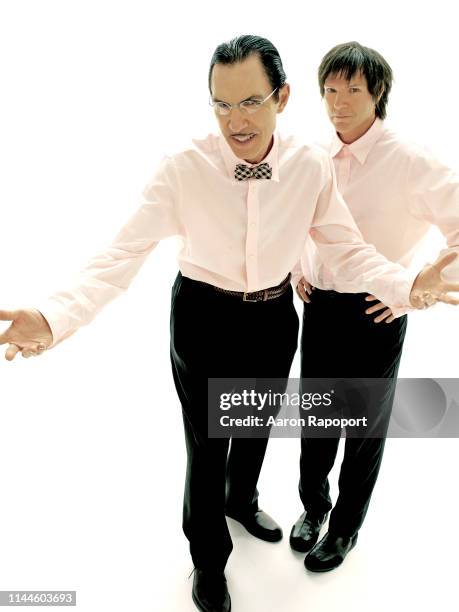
[{"xmin": 234, "ymin": 162, "xmax": 272, "ymax": 181}]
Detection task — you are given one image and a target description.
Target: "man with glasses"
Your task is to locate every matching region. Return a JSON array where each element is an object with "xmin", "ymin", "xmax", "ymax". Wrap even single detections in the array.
[
  {"xmin": 290, "ymin": 41, "xmax": 459, "ymax": 573},
  {"xmin": 1, "ymin": 35, "xmax": 457, "ymax": 612}
]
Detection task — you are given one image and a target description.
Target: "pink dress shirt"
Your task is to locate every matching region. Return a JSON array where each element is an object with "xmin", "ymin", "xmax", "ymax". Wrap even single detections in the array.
[
  {"xmin": 296, "ymin": 118, "xmax": 459, "ymax": 315},
  {"xmin": 35, "ymin": 130, "xmax": 417, "ymax": 348}
]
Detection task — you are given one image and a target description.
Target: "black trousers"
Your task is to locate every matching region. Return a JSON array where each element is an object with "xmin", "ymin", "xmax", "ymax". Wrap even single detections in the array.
[
  {"xmin": 299, "ymin": 289, "xmax": 407, "ymax": 537},
  {"xmin": 170, "ymin": 272, "xmax": 299, "ymax": 570}
]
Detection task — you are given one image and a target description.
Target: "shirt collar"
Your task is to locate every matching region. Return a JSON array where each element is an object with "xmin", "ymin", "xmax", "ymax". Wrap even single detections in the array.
[
  {"xmin": 329, "ymin": 117, "xmax": 385, "ymax": 164},
  {"xmin": 218, "ymin": 131, "xmax": 280, "ymax": 182}
]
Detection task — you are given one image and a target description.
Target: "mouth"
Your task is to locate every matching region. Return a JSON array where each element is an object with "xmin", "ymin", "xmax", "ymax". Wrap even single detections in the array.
[{"xmin": 230, "ymin": 133, "xmax": 258, "ymax": 145}]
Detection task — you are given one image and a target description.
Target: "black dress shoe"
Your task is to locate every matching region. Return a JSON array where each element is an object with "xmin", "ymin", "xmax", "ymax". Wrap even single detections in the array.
[
  {"xmin": 289, "ymin": 510, "xmax": 328, "ymax": 553},
  {"xmin": 225, "ymin": 509, "xmax": 283, "ymax": 542},
  {"xmin": 192, "ymin": 569, "xmax": 231, "ymax": 612},
  {"xmin": 304, "ymin": 531, "xmax": 358, "ymax": 572}
]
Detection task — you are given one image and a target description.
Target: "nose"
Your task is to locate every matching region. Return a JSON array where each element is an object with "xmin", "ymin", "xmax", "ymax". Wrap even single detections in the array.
[
  {"xmin": 333, "ymin": 92, "xmax": 349, "ymax": 110},
  {"xmin": 228, "ymin": 108, "xmax": 249, "ymax": 132}
]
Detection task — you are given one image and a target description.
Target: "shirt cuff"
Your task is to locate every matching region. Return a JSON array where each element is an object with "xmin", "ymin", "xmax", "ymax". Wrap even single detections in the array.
[
  {"xmin": 394, "ymin": 268, "xmax": 421, "ymax": 308},
  {"xmin": 34, "ymin": 299, "xmax": 74, "ymax": 349},
  {"xmin": 388, "ymin": 304, "xmax": 414, "ymax": 318},
  {"xmin": 290, "ymin": 261, "xmax": 304, "ymax": 292}
]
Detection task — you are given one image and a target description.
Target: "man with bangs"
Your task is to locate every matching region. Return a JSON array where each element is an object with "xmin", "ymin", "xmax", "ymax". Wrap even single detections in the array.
[{"xmin": 290, "ymin": 41, "xmax": 459, "ymax": 572}]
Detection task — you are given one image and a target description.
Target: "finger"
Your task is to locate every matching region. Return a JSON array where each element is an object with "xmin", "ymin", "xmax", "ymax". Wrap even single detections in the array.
[
  {"xmin": 437, "ymin": 294, "xmax": 459, "ymax": 306},
  {"xmin": 22, "ymin": 344, "xmax": 45, "ymax": 358},
  {"xmin": 26, "ymin": 347, "xmax": 41, "ymax": 356},
  {"xmin": 0, "ymin": 328, "xmax": 14, "ymax": 345},
  {"xmin": 296, "ymin": 283, "xmax": 311, "ymax": 304},
  {"xmin": 410, "ymin": 293, "xmax": 433, "ymax": 309},
  {"xmin": 298, "ymin": 277, "xmax": 312, "ymax": 295},
  {"xmin": 5, "ymin": 344, "xmax": 21, "ymax": 361},
  {"xmin": 364, "ymin": 295, "xmax": 378, "ymax": 302},
  {"xmin": 374, "ymin": 308, "xmax": 393, "ymax": 323},
  {"xmin": 0, "ymin": 309, "xmax": 19, "ymax": 321},
  {"xmin": 385, "ymin": 314, "xmax": 396, "ymax": 323},
  {"xmin": 365, "ymin": 302, "xmax": 386, "ymax": 315},
  {"xmin": 299, "ymin": 286, "xmax": 311, "ymax": 303},
  {"xmin": 433, "ymin": 251, "xmax": 458, "ymax": 271},
  {"xmin": 295, "ymin": 285, "xmax": 303, "ymax": 301},
  {"xmin": 22, "ymin": 349, "xmax": 40, "ymax": 358},
  {"xmin": 417, "ymin": 292, "xmax": 437, "ymax": 307},
  {"xmin": 443, "ymin": 281, "xmax": 459, "ymax": 292}
]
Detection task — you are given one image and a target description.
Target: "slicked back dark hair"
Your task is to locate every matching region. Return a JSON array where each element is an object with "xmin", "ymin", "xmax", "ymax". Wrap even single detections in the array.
[
  {"xmin": 318, "ymin": 41, "xmax": 393, "ymax": 119},
  {"xmin": 208, "ymin": 34, "xmax": 287, "ymax": 102}
]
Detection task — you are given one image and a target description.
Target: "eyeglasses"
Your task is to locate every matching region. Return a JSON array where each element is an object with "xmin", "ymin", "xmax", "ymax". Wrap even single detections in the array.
[{"xmin": 210, "ymin": 88, "xmax": 278, "ymax": 116}]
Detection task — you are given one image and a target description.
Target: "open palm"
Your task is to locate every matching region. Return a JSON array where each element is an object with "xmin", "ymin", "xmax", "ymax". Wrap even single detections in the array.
[
  {"xmin": 0, "ymin": 308, "xmax": 53, "ymax": 361},
  {"xmin": 410, "ymin": 251, "xmax": 459, "ymax": 308}
]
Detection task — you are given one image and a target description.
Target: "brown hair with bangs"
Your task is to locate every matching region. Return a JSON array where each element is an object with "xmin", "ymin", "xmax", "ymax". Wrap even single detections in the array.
[{"xmin": 318, "ymin": 41, "xmax": 393, "ymax": 119}]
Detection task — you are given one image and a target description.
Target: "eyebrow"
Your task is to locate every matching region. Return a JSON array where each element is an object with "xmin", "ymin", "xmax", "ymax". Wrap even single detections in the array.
[
  {"xmin": 324, "ymin": 82, "xmax": 364, "ymax": 88},
  {"xmin": 211, "ymin": 93, "xmax": 264, "ymax": 103}
]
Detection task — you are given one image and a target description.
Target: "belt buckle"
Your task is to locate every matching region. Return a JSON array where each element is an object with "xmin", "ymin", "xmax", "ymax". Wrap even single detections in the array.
[{"xmin": 243, "ymin": 289, "xmax": 269, "ymax": 302}]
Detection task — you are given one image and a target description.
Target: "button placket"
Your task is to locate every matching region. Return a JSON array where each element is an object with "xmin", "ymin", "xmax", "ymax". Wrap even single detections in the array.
[
  {"xmin": 245, "ymin": 181, "xmax": 260, "ymax": 291},
  {"xmin": 337, "ymin": 148, "xmax": 352, "ymax": 190}
]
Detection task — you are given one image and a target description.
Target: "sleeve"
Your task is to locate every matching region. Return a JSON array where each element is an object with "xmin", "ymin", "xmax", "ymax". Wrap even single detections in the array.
[
  {"xmin": 373, "ymin": 148, "xmax": 459, "ymax": 319},
  {"xmin": 290, "ymin": 259, "xmax": 303, "ymax": 291},
  {"xmin": 387, "ymin": 304, "xmax": 413, "ymax": 318},
  {"xmin": 407, "ymin": 147, "xmax": 459, "ymax": 282},
  {"xmin": 309, "ymin": 156, "xmax": 418, "ymax": 307},
  {"xmin": 34, "ymin": 155, "xmax": 182, "ymax": 348},
  {"xmin": 291, "ymin": 236, "xmax": 317, "ymax": 290}
]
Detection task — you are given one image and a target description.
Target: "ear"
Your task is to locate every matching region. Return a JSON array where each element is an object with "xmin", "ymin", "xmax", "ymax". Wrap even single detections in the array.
[{"xmin": 277, "ymin": 83, "xmax": 290, "ymax": 114}]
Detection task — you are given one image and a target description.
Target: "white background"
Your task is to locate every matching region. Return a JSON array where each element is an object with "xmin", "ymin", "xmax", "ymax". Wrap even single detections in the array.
[{"xmin": 0, "ymin": 1, "xmax": 457, "ymax": 611}]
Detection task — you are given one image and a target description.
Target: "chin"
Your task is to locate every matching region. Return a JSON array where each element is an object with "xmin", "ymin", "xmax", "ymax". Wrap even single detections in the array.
[
  {"xmin": 334, "ymin": 118, "xmax": 351, "ymax": 126},
  {"xmin": 230, "ymin": 143, "xmax": 259, "ymax": 162},
  {"xmin": 246, "ymin": 149, "xmax": 261, "ymax": 163}
]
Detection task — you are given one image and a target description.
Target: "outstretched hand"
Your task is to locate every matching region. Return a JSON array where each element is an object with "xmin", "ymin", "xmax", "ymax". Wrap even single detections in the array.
[
  {"xmin": 410, "ymin": 252, "xmax": 459, "ymax": 308},
  {"xmin": 0, "ymin": 308, "xmax": 53, "ymax": 361}
]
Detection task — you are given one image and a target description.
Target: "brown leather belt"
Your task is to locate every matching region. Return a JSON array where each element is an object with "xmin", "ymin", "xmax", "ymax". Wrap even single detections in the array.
[{"xmin": 212, "ymin": 273, "xmax": 292, "ymax": 302}]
